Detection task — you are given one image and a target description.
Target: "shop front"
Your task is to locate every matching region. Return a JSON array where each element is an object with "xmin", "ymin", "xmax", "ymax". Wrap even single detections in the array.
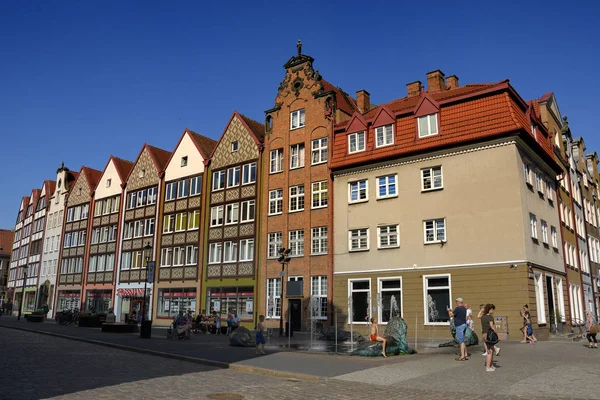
[
  {"xmin": 85, "ymin": 290, "xmax": 113, "ymax": 314},
  {"xmin": 156, "ymin": 288, "xmax": 197, "ymax": 321},
  {"xmin": 206, "ymin": 286, "xmax": 254, "ymax": 325},
  {"xmin": 23, "ymin": 287, "xmax": 37, "ymax": 314},
  {"xmin": 115, "ymin": 287, "xmax": 152, "ymax": 322},
  {"xmin": 56, "ymin": 290, "xmax": 81, "ymax": 312}
]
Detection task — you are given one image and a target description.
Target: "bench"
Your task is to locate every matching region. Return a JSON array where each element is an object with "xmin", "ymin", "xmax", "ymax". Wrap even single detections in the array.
[{"xmin": 102, "ymin": 323, "xmax": 139, "ymax": 333}]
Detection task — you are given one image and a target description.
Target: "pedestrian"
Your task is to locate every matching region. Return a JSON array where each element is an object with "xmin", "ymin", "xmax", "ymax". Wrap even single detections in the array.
[
  {"xmin": 256, "ymin": 315, "xmax": 266, "ymax": 355},
  {"xmin": 477, "ymin": 304, "xmax": 488, "ymax": 356},
  {"xmin": 214, "ymin": 311, "xmax": 222, "ymax": 335},
  {"xmin": 7, "ymin": 300, "xmax": 13, "ymax": 316},
  {"xmin": 369, "ymin": 317, "xmax": 387, "ymax": 357},
  {"xmin": 586, "ymin": 311, "xmax": 599, "ymax": 349},
  {"xmin": 520, "ymin": 305, "xmax": 537, "ymax": 344},
  {"xmin": 226, "ymin": 312, "xmax": 233, "ymax": 335},
  {"xmin": 232, "ymin": 311, "xmax": 241, "ymax": 331},
  {"xmin": 482, "ymin": 304, "xmax": 499, "ymax": 372},
  {"xmin": 448, "ymin": 297, "xmax": 468, "ymax": 361}
]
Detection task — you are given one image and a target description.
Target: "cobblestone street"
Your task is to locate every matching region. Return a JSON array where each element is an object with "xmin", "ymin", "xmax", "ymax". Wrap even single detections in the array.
[{"xmin": 1, "ymin": 326, "xmax": 599, "ymax": 400}]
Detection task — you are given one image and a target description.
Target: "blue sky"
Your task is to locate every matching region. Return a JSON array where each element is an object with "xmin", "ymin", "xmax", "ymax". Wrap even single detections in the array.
[{"xmin": 1, "ymin": 1, "xmax": 598, "ymax": 228}]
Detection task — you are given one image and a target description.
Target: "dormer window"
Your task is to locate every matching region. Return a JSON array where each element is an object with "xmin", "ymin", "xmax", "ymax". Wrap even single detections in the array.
[
  {"xmin": 375, "ymin": 124, "xmax": 394, "ymax": 148},
  {"xmin": 531, "ymin": 124, "xmax": 537, "ymax": 140},
  {"xmin": 106, "ymin": 179, "xmax": 112, "ymax": 188},
  {"xmin": 348, "ymin": 131, "xmax": 366, "ymax": 154},
  {"xmin": 418, "ymin": 114, "xmax": 438, "ymax": 138},
  {"xmin": 181, "ymin": 156, "xmax": 188, "ymax": 167},
  {"xmin": 290, "ymin": 109, "xmax": 305, "ymax": 130},
  {"xmin": 231, "ymin": 141, "xmax": 239, "ymax": 152}
]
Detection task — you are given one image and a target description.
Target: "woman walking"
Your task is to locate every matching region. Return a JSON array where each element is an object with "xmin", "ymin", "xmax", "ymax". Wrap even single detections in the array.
[
  {"xmin": 586, "ymin": 311, "xmax": 599, "ymax": 349},
  {"xmin": 482, "ymin": 304, "xmax": 499, "ymax": 372}
]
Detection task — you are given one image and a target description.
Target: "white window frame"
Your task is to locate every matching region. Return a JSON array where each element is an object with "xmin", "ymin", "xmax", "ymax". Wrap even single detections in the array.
[
  {"xmin": 290, "ymin": 109, "xmax": 305, "ymax": 130},
  {"xmin": 210, "ymin": 206, "xmax": 224, "ymax": 227},
  {"xmin": 180, "ymin": 156, "xmax": 188, "ymax": 167},
  {"xmin": 556, "ymin": 278, "xmax": 566, "ymax": 322},
  {"xmin": 311, "ymin": 138, "xmax": 328, "ymax": 165},
  {"xmin": 551, "ymin": 226, "xmax": 558, "ymax": 249},
  {"xmin": 225, "ymin": 203, "xmax": 239, "ymax": 225},
  {"xmin": 242, "ymin": 162, "xmax": 256, "ymax": 185},
  {"xmin": 311, "ymin": 181, "xmax": 328, "ymax": 209},
  {"xmin": 348, "ymin": 131, "xmax": 366, "ymax": 154},
  {"xmin": 266, "ymin": 278, "xmax": 282, "ymax": 319},
  {"xmin": 423, "ymin": 274, "xmax": 452, "ymax": 326},
  {"xmin": 424, "ymin": 219, "xmax": 446, "ymax": 244},
  {"xmin": 267, "ymin": 232, "xmax": 282, "ymax": 259},
  {"xmin": 185, "ymin": 245, "xmax": 198, "ymax": 266},
  {"xmin": 268, "ymin": 189, "xmax": 283, "ymax": 216},
  {"xmin": 310, "ymin": 276, "xmax": 328, "ymax": 320},
  {"xmin": 290, "ymin": 143, "xmax": 305, "ymax": 169},
  {"xmin": 240, "ymin": 200, "xmax": 255, "ymax": 223},
  {"xmin": 541, "ymin": 220, "xmax": 548, "ymax": 244},
  {"xmin": 530, "ymin": 213, "xmax": 538, "ymax": 239},
  {"xmin": 311, "ymin": 227, "xmax": 328, "ymax": 255},
  {"xmin": 348, "ymin": 180, "xmax": 368, "ymax": 204},
  {"xmin": 534, "ymin": 272, "xmax": 547, "ymax": 324},
  {"xmin": 347, "ymin": 278, "xmax": 371, "ymax": 324},
  {"xmin": 289, "ymin": 230, "xmax": 304, "ymax": 257},
  {"xmin": 208, "ymin": 242, "xmax": 222, "ymax": 264},
  {"xmin": 163, "ymin": 215, "xmax": 175, "ymax": 234},
  {"xmin": 172, "ymin": 246, "xmax": 185, "ymax": 266},
  {"xmin": 376, "ymin": 174, "xmax": 397, "ymax": 199},
  {"xmin": 418, "ymin": 114, "xmax": 439, "ymax": 138},
  {"xmin": 523, "ymin": 163, "xmax": 532, "ymax": 186},
  {"xmin": 421, "ymin": 166, "xmax": 443, "ymax": 191},
  {"xmin": 212, "ymin": 170, "xmax": 225, "ymax": 191},
  {"xmin": 239, "ymin": 239, "xmax": 254, "ymax": 262},
  {"xmin": 348, "ymin": 228, "xmax": 369, "ymax": 252},
  {"xmin": 231, "ymin": 141, "xmax": 239, "ymax": 152},
  {"xmin": 377, "ymin": 277, "xmax": 403, "ymax": 324},
  {"xmin": 377, "ymin": 225, "xmax": 399, "ymax": 249},
  {"xmin": 223, "ymin": 241, "xmax": 238, "ymax": 263},
  {"xmin": 160, "ymin": 248, "xmax": 172, "ymax": 267},
  {"xmin": 270, "ymin": 149, "xmax": 283, "ymax": 174},
  {"xmin": 227, "ymin": 166, "xmax": 241, "ymax": 188},
  {"xmin": 375, "ymin": 124, "xmax": 394, "ymax": 147},
  {"xmin": 289, "ymin": 185, "xmax": 305, "ymax": 213}
]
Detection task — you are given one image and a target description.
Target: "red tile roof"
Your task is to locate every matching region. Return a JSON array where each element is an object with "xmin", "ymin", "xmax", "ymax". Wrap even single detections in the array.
[
  {"xmin": 0, "ymin": 229, "xmax": 14, "ymax": 256},
  {"xmin": 81, "ymin": 166, "xmax": 103, "ymax": 191},
  {"xmin": 45, "ymin": 180, "xmax": 56, "ymax": 198},
  {"xmin": 30, "ymin": 189, "xmax": 41, "ymax": 206},
  {"xmin": 112, "ymin": 157, "xmax": 134, "ymax": 184},
  {"xmin": 67, "ymin": 171, "xmax": 79, "ymax": 191},
  {"xmin": 146, "ymin": 144, "xmax": 172, "ymax": 172},
  {"xmin": 332, "ymin": 82, "xmax": 559, "ymax": 172},
  {"xmin": 239, "ymin": 113, "xmax": 266, "ymax": 143},
  {"xmin": 321, "ymin": 80, "xmax": 358, "ymax": 116},
  {"xmin": 187, "ymin": 129, "xmax": 218, "ymax": 159}
]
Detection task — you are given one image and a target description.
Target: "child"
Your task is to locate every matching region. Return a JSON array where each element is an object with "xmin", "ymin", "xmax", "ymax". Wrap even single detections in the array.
[
  {"xmin": 256, "ymin": 315, "xmax": 266, "ymax": 355},
  {"xmin": 370, "ymin": 317, "xmax": 387, "ymax": 357},
  {"xmin": 214, "ymin": 312, "xmax": 222, "ymax": 335},
  {"xmin": 466, "ymin": 314, "xmax": 474, "ymax": 331}
]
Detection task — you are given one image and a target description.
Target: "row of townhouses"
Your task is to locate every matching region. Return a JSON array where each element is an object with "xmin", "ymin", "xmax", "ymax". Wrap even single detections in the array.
[{"xmin": 5, "ymin": 45, "xmax": 600, "ymax": 339}]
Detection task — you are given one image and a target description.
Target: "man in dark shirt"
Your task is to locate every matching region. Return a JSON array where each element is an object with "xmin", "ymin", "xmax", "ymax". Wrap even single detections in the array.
[{"xmin": 448, "ymin": 297, "xmax": 468, "ymax": 361}]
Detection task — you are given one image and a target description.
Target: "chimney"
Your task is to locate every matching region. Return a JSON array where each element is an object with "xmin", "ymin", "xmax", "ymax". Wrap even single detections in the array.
[
  {"xmin": 426, "ymin": 70, "xmax": 446, "ymax": 92},
  {"xmin": 356, "ymin": 90, "xmax": 370, "ymax": 113},
  {"xmin": 407, "ymin": 81, "xmax": 422, "ymax": 97},
  {"xmin": 446, "ymin": 75, "xmax": 459, "ymax": 90}
]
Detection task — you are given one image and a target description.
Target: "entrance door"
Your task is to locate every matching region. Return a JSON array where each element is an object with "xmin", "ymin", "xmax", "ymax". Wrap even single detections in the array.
[
  {"xmin": 130, "ymin": 299, "xmax": 142, "ymax": 321},
  {"xmin": 546, "ymin": 276, "xmax": 555, "ymax": 324},
  {"xmin": 289, "ymin": 299, "xmax": 302, "ymax": 332}
]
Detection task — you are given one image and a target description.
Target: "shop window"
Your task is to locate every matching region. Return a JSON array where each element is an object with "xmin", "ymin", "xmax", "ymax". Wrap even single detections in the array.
[
  {"xmin": 423, "ymin": 274, "xmax": 451, "ymax": 325},
  {"xmin": 349, "ymin": 279, "xmax": 370, "ymax": 323}
]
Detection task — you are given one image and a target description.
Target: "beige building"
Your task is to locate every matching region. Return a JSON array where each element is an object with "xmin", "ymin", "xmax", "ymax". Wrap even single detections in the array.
[{"xmin": 331, "ymin": 72, "xmax": 564, "ymax": 339}]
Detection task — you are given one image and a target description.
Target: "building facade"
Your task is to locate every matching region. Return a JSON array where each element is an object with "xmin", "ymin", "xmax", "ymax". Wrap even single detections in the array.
[
  {"xmin": 203, "ymin": 112, "xmax": 263, "ymax": 327},
  {"xmin": 153, "ymin": 129, "xmax": 215, "ymax": 325},
  {"xmin": 585, "ymin": 152, "xmax": 600, "ymax": 317},
  {"xmin": 85, "ymin": 157, "xmax": 133, "ymax": 314},
  {"xmin": 331, "ymin": 72, "xmax": 564, "ymax": 339},
  {"xmin": 260, "ymin": 44, "xmax": 357, "ymax": 332},
  {"xmin": 8, "ymin": 195, "xmax": 32, "ymax": 314},
  {"xmin": 114, "ymin": 144, "xmax": 171, "ymax": 322},
  {"xmin": 0, "ymin": 229, "xmax": 14, "ymax": 306}
]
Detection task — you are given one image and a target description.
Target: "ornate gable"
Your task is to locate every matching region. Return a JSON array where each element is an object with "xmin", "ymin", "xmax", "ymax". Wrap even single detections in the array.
[
  {"xmin": 127, "ymin": 147, "xmax": 160, "ymax": 191},
  {"xmin": 211, "ymin": 115, "xmax": 260, "ymax": 170},
  {"xmin": 67, "ymin": 171, "xmax": 91, "ymax": 206}
]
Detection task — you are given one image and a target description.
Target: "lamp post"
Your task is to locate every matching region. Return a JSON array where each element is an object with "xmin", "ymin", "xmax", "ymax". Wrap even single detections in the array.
[
  {"xmin": 140, "ymin": 243, "xmax": 153, "ymax": 338},
  {"xmin": 17, "ymin": 265, "xmax": 28, "ymax": 321},
  {"xmin": 277, "ymin": 247, "xmax": 291, "ymax": 337}
]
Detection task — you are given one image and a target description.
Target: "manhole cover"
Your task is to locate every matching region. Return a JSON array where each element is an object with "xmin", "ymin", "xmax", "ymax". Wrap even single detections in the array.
[{"xmin": 206, "ymin": 393, "xmax": 244, "ymax": 400}]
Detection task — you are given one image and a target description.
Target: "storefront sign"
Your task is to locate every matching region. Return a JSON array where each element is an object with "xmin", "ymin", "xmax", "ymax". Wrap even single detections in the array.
[
  {"xmin": 246, "ymin": 300, "xmax": 253, "ymax": 313},
  {"xmin": 163, "ymin": 291, "xmax": 197, "ymax": 297},
  {"xmin": 117, "ymin": 288, "xmax": 150, "ymax": 297}
]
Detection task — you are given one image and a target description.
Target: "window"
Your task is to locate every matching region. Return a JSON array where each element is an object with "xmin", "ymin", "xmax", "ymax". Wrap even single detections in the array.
[
  {"xmin": 144, "ymin": 218, "xmax": 155, "ymax": 236},
  {"xmin": 375, "ymin": 124, "xmax": 394, "ymax": 147},
  {"xmin": 349, "ymin": 279, "xmax": 370, "ymax": 323},
  {"xmin": 163, "ymin": 215, "xmax": 175, "ymax": 233},
  {"xmin": 266, "ymin": 278, "xmax": 281, "ymax": 318},
  {"xmin": 311, "ymin": 276, "xmax": 328, "ymax": 319},
  {"xmin": 160, "ymin": 248, "xmax": 172, "ymax": 267},
  {"xmin": 349, "ymin": 180, "xmax": 368, "ymax": 203},
  {"xmin": 424, "ymin": 219, "xmax": 446, "ymax": 243},
  {"xmin": 231, "ymin": 141, "xmax": 239, "ymax": 152},
  {"xmin": 270, "ymin": 149, "xmax": 283, "ymax": 174},
  {"xmin": 239, "ymin": 239, "xmax": 254, "ymax": 261},
  {"xmin": 378, "ymin": 278, "xmax": 402, "ymax": 323},
  {"xmin": 290, "ymin": 143, "xmax": 305, "ymax": 169},
  {"xmin": 423, "ymin": 274, "xmax": 451, "ymax": 324},
  {"xmin": 546, "ymin": 180, "xmax": 554, "ymax": 204},
  {"xmin": 121, "ymin": 252, "xmax": 132, "ymax": 270},
  {"xmin": 530, "ymin": 214, "xmax": 538, "ymax": 239},
  {"xmin": 349, "ymin": 228, "xmax": 369, "ymax": 251},
  {"xmin": 541, "ymin": 220, "xmax": 548, "ymax": 244},
  {"xmin": 269, "ymin": 189, "xmax": 283, "ymax": 215},
  {"xmin": 289, "ymin": 230, "xmax": 304, "ymax": 257},
  {"xmin": 311, "ymin": 138, "xmax": 328, "ymax": 165},
  {"xmin": 173, "ymin": 247, "xmax": 185, "ymax": 266},
  {"xmin": 190, "ymin": 176, "xmax": 202, "ymax": 196},
  {"xmin": 94, "ymin": 202, "xmax": 102, "ymax": 216},
  {"xmin": 225, "ymin": 203, "xmax": 239, "ymax": 225},
  {"xmin": 240, "ymin": 200, "xmax": 255, "ymax": 223},
  {"xmin": 311, "ymin": 181, "xmax": 328, "ymax": 209},
  {"xmin": 181, "ymin": 156, "xmax": 188, "ymax": 167},
  {"xmin": 134, "ymin": 220, "xmax": 144, "ymax": 238},
  {"xmin": 534, "ymin": 272, "xmax": 546, "ymax": 324},
  {"xmin": 377, "ymin": 175, "xmax": 397, "ymax": 199},
  {"xmin": 421, "ymin": 166, "xmax": 443, "ymax": 191},
  {"xmin": 535, "ymin": 172, "xmax": 543, "ymax": 194},
  {"xmin": 289, "ymin": 185, "xmax": 305, "ymax": 212},
  {"xmin": 213, "ymin": 171, "xmax": 226, "ymax": 191},
  {"xmin": 175, "ymin": 213, "xmax": 187, "ymax": 232},
  {"xmin": 268, "ymin": 232, "xmax": 282, "ymax": 259},
  {"xmin": 210, "ymin": 206, "xmax": 224, "ymax": 227},
  {"xmin": 188, "ymin": 210, "xmax": 200, "ymax": 230},
  {"xmin": 147, "ymin": 187, "xmax": 157, "ymax": 205},
  {"xmin": 290, "ymin": 109, "xmax": 305, "ymax": 129},
  {"xmin": 311, "ymin": 227, "xmax": 328, "ymax": 255},
  {"xmin": 177, "ymin": 180, "xmax": 189, "ymax": 198},
  {"xmin": 551, "ymin": 226, "xmax": 558, "ymax": 248},
  {"xmin": 418, "ymin": 114, "xmax": 438, "ymax": 138},
  {"xmin": 208, "ymin": 243, "xmax": 222, "ymax": 264},
  {"xmin": 378, "ymin": 225, "xmax": 399, "ymax": 249},
  {"xmin": 136, "ymin": 190, "xmax": 146, "ymax": 207},
  {"xmin": 223, "ymin": 241, "xmax": 238, "ymax": 263},
  {"xmin": 523, "ymin": 163, "xmax": 532, "ymax": 185},
  {"xmin": 227, "ymin": 166, "xmax": 241, "ymax": 188},
  {"xmin": 556, "ymin": 278, "xmax": 566, "ymax": 322},
  {"xmin": 64, "ymin": 233, "xmax": 72, "ymax": 248},
  {"xmin": 242, "ymin": 162, "xmax": 256, "ymax": 185},
  {"xmin": 348, "ymin": 131, "xmax": 366, "ymax": 153}
]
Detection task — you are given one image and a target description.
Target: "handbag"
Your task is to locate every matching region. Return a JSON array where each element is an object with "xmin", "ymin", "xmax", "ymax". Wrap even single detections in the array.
[{"xmin": 486, "ymin": 328, "xmax": 499, "ymax": 345}]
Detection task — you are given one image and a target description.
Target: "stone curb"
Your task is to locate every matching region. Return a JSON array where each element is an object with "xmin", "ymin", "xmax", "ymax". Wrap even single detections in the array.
[{"xmin": 0, "ymin": 324, "xmax": 322, "ymax": 382}]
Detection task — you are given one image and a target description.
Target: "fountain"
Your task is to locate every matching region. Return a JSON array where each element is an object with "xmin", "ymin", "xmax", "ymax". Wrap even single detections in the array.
[{"xmin": 351, "ymin": 316, "xmax": 416, "ymax": 356}]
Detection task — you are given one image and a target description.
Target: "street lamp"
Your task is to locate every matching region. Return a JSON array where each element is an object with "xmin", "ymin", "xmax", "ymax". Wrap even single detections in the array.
[
  {"xmin": 140, "ymin": 243, "xmax": 153, "ymax": 338},
  {"xmin": 17, "ymin": 265, "xmax": 28, "ymax": 321},
  {"xmin": 277, "ymin": 247, "xmax": 292, "ymax": 336}
]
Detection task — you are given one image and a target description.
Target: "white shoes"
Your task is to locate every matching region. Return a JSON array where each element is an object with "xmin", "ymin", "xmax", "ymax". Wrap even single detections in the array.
[
  {"xmin": 494, "ymin": 347, "xmax": 501, "ymax": 356},
  {"xmin": 482, "ymin": 351, "xmax": 487, "ymax": 356},
  {"xmin": 486, "ymin": 367, "xmax": 496, "ymax": 372}
]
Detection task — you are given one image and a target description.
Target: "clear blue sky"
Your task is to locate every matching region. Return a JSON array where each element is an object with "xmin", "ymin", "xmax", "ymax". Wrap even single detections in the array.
[{"xmin": 1, "ymin": 1, "xmax": 598, "ymax": 228}]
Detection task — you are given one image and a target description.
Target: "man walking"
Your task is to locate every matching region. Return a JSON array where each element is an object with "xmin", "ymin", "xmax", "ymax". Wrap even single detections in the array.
[{"xmin": 448, "ymin": 297, "xmax": 468, "ymax": 361}]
